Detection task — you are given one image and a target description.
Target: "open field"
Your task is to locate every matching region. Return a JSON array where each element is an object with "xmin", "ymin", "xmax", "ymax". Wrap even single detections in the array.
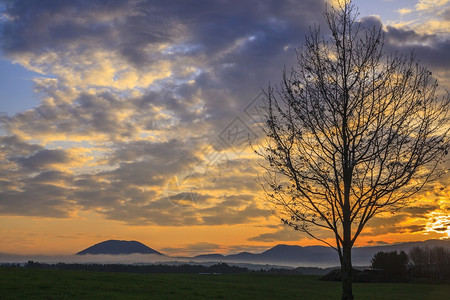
[{"xmin": 1, "ymin": 267, "xmax": 450, "ymax": 299}]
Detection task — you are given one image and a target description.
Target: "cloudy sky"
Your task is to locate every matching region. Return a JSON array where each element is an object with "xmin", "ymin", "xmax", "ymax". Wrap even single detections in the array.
[{"xmin": 0, "ymin": 0, "xmax": 449, "ymax": 256}]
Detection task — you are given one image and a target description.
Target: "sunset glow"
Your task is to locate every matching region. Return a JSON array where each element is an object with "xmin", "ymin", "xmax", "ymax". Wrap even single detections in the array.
[{"xmin": 0, "ymin": 0, "xmax": 449, "ymax": 257}]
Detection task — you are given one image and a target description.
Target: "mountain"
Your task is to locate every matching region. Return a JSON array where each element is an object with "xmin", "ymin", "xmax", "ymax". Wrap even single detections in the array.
[
  {"xmin": 190, "ymin": 239, "xmax": 450, "ymax": 267},
  {"xmin": 194, "ymin": 254, "xmax": 225, "ymax": 260},
  {"xmin": 223, "ymin": 245, "xmax": 338, "ymax": 266},
  {"xmin": 37, "ymin": 238, "xmax": 450, "ymax": 266},
  {"xmin": 261, "ymin": 244, "xmax": 337, "ymax": 264},
  {"xmin": 226, "ymin": 251, "xmax": 258, "ymax": 261},
  {"xmin": 76, "ymin": 240, "xmax": 164, "ymax": 255}
]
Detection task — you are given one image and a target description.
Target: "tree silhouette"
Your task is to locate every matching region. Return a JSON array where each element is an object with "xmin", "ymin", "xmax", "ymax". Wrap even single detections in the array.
[
  {"xmin": 409, "ymin": 246, "xmax": 450, "ymax": 280},
  {"xmin": 258, "ymin": 1, "xmax": 449, "ymax": 299},
  {"xmin": 371, "ymin": 250, "xmax": 408, "ymax": 278},
  {"xmin": 408, "ymin": 246, "xmax": 430, "ymax": 277}
]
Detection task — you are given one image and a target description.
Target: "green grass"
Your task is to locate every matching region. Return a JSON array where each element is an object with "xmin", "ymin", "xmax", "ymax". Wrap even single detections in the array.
[{"xmin": 1, "ymin": 267, "xmax": 449, "ymax": 299}]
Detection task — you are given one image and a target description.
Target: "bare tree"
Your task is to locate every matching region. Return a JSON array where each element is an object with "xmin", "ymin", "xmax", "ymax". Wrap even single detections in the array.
[
  {"xmin": 409, "ymin": 246, "xmax": 450, "ymax": 280},
  {"xmin": 258, "ymin": 1, "xmax": 449, "ymax": 299},
  {"xmin": 409, "ymin": 246, "xmax": 430, "ymax": 276},
  {"xmin": 430, "ymin": 246, "xmax": 450, "ymax": 280}
]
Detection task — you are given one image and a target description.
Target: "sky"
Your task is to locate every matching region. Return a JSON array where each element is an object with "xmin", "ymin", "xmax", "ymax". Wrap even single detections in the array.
[{"xmin": 0, "ymin": 0, "xmax": 449, "ymax": 256}]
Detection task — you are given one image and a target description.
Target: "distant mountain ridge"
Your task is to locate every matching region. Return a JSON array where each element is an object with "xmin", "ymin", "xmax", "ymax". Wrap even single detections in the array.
[
  {"xmin": 76, "ymin": 240, "xmax": 164, "ymax": 255},
  {"xmin": 74, "ymin": 239, "xmax": 450, "ymax": 267},
  {"xmin": 196, "ymin": 244, "xmax": 338, "ymax": 266},
  {"xmin": 192, "ymin": 239, "xmax": 450, "ymax": 267}
]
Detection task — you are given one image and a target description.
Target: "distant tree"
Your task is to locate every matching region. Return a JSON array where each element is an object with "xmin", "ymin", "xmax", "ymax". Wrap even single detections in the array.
[
  {"xmin": 430, "ymin": 246, "xmax": 450, "ymax": 280},
  {"xmin": 408, "ymin": 246, "xmax": 430, "ymax": 276},
  {"xmin": 410, "ymin": 246, "xmax": 450, "ymax": 280},
  {"xmin": 258, "ymin": 0, "xmax": 450, "ymax": 299},
  {"xmin": 371, "ymin": 251, "xmax": 408, "ymax": 277}
]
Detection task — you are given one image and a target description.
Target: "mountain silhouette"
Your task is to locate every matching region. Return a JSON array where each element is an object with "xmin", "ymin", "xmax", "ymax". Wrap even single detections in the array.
[
  {"xmin": 76, "ymin": 240, "xmax": 164, "ymax": 255},
  {"xmin": 73, "ymin": 239, "xmax": 450, "ymax": 266},
  {"xmin": 220, "ymin": 245, "xmax": 338, "ymax": 266},
  {"xmin": 191, "ymin": 239, "xmax": 450, "ymax": 267},
  {"xmin": 260, "ymin": 244, "xmax": 337, "ymax": 263},
  {"xmin": 194, "ymin": 254, "xmax": 225, "ymax": 260}
]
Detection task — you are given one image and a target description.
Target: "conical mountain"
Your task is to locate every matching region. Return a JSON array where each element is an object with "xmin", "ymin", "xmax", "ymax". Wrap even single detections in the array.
[{"xmin": 76, "ymin": 240, "xmax": 164, "ymax": 255}]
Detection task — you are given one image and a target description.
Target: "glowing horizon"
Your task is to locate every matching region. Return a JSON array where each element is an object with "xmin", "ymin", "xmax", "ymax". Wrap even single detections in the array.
[{"xmin": 0, "ymin": 0, "xmax": 449, "ymax": 257}]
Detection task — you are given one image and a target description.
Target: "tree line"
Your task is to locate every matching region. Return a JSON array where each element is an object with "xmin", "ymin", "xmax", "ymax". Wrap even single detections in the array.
[
  {"xmin": 24, "ymin": 261, "xmax": 249, "ymax": 274},
  {"xmin": 371, "ymin": 246, "xmax": 450, "ymax": 281}
]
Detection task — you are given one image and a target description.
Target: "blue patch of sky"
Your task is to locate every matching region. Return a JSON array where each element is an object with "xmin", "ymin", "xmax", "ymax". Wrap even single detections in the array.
[
  {"xmin": 353, "ymin": 0, "xmax": 417, "ymax": 23},
  {"xmin": 0, "ymin": 4, "xmax": 48, "ymax": 116},
  {"xmin": 0, "ymin": 58, "xmax": 42, "ymax": 115}
]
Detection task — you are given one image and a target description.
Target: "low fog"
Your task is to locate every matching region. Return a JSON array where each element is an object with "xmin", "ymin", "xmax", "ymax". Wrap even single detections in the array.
[
  {"xmin": 0, "ymin": 253, "xmax": 175, "ymax": 265},
  {"xmin": 0, "ymin": 253, "xmax": 340, "ymax": 269}
]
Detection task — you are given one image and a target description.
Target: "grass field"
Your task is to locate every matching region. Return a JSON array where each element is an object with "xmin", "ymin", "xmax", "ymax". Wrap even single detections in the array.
[{"xmin": 1, "ymin": 267, "xmax": 450, "ymax": 299}]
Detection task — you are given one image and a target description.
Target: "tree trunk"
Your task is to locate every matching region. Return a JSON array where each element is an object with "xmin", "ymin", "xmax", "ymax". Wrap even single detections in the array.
[
  {"xmin": 341, "ymin": 243, "xmax": 353, "ymax": 300},
  {"xmin": 341, "ymin": 168, "xmax": 353, "ymax": 299}
]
